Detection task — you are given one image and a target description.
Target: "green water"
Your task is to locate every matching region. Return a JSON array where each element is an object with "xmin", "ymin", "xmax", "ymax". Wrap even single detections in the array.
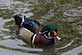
[{"xmin": 0, "ymin": 0, "xmax": 82, "ymax": 55}]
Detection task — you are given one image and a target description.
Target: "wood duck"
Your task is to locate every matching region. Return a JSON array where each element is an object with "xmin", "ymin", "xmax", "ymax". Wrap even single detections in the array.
[
  {"xmin": 40, "ymin": 24, "xmax": 61, "ymax": 41},
  {"xmin": 13, "ymin": 14, "xmax": 61, "ymax": 48},
  {"xmin": 13, "ymin": 14, "xmax": 42, "ymax": 33}
]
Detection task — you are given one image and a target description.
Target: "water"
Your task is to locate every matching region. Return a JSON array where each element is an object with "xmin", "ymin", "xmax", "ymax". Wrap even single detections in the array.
[
  {"xmin": 61, "ymin": 45, "xmax": 82, "ymax": 55},
  {"xmin": 0, "ymin": 0, "xmax": 56, "ymax": 55},
  {"xmin": 0, "ymin": 18, "xmax": 43, "ymax": 55},
  {"xmin": 0, "ymin": 0, "xmax": 82, "ymax": 55}
]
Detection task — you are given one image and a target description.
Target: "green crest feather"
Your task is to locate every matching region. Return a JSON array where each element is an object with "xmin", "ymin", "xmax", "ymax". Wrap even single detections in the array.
[{"xmin": 46, "ymin": 24, "xmax": 57, "ymax": 31}]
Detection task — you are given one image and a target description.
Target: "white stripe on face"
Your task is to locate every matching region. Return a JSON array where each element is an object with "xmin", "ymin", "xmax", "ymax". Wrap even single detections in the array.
[{"xmin": 56, "ymin": 36, "xmax": 61, "ymax": 40}]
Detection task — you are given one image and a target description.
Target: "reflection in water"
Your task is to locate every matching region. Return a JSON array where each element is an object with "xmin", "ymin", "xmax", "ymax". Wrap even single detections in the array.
[
  {"xmin": 43, "ymin": 47, "xmax": 57, "ymax": 55},
  {"xmin": 0, "ymin": 18, "xmax": 11, "ymax": 30},
  {"xmin": 0, "ymin": 48, "xmax": 39, "ymax": 55},
  {"xmin": 61, "ymin": 45, "xmax": 82, "ymax": 55},
  {"xmin": 0, "ymin": 39, "xmax": 43, "ymax": 52}
]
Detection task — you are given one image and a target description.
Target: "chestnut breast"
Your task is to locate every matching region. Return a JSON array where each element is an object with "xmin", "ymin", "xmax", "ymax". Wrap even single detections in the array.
[{"xmin": 34, "ymin": 34, "xmax": 54, "ymax": 47}]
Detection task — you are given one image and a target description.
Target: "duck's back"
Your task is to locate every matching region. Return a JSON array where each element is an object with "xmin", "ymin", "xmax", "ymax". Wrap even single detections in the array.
[{"xmin": 22, "ymin": 19, "xmax": 41, "ymax": 33}]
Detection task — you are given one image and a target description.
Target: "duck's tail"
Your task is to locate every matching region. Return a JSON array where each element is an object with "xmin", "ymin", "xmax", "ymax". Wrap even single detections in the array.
[{"xmin": 13, "ymin": 15, "xmax": 22, "ymax": 27}]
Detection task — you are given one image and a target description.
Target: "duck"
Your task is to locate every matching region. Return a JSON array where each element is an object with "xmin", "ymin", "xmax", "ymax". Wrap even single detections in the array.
[
  {"xmin": 13, "ymin": 14, "xmax": 42, "ymax": 33},
  {"xmin": 13, "ymin": 14, "xmax": 61, "ymax": 48}
]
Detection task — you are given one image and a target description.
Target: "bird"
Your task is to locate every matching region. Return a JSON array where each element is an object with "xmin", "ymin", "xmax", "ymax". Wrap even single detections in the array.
[
  {"xmin": 13, "ymin": 14, "xmax": 61, "ymax": 48},
  {"xmin": 13, "ymin": 14, "xmax": 42, "ymax": 33}
]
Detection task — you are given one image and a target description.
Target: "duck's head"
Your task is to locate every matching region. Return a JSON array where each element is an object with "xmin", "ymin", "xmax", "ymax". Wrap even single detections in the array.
[
  {"xmin": 13, "ymin": 14, "xmax": 22, "ymax": 27},
  {"xmin": 41, "ymin": 24, "xmax": 61, "ymax": 40}
]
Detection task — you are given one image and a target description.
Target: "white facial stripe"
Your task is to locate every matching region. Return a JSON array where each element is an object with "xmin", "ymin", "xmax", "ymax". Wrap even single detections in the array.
[
  {"xmin": 48, "ymin": 32, "xmax": 50, "ymax": 37},
  {"xmin": 56, "ymin": 36, "xmax": 61, "ymax": 40}
]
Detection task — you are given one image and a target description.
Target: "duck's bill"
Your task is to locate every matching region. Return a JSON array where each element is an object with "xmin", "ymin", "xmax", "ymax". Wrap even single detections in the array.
[
  {"xmin": 56, "ymin": 36, "xmax": 61, "ymax": 40},
  {"xmin": 54, "ymin": 31, "xmax": 61, "ymax": 40}
]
